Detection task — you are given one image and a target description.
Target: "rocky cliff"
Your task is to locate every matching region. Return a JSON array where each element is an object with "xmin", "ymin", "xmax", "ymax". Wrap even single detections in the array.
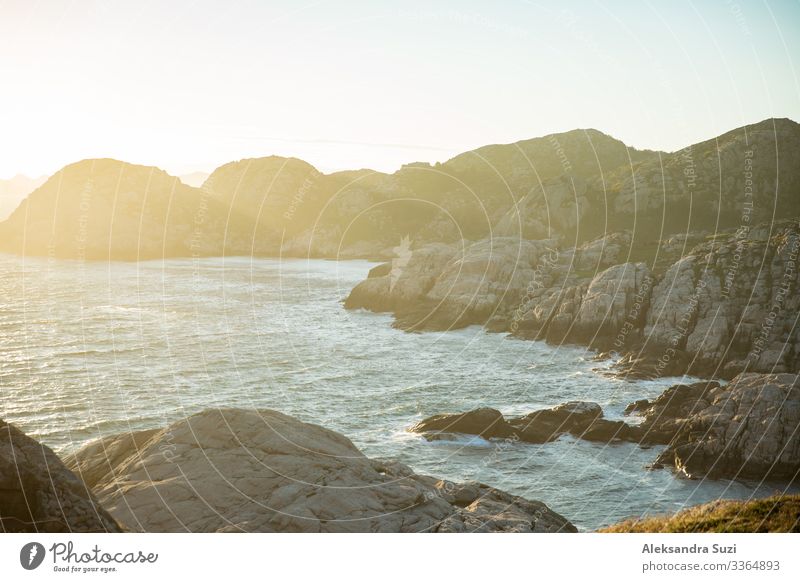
[{"xmin": 346, "ymin": 219, "xmax": 800, "ymax": 379}]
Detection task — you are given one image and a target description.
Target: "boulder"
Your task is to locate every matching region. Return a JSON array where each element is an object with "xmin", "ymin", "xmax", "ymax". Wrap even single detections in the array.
[
  {"xmin": 509, "ymin": 401, "xmax": 604, "ymax": 443},
  {"xmin": 409, "ymin": 408, "xmax": 516, "ymax": 439},
  {"xmin": 577, "ymin": 419, "xmax": 634, "ymax": 442},
  {"xmin": 0, "ymin": 419, "xmax": 121, "ymax": 532},
  {"xmin": 571, "ymin": 262, "xmax": 652, "ymax": 346},
  {"xmin": 66, "ymin": 408, "xmax": 576, "ymax": 533}
]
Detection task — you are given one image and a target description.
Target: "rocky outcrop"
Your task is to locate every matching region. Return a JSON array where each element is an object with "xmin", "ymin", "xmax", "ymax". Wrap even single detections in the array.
[
  {"xmin": 345, "ymin": 237, "xmax": 561, "ymax": 331},
  {"xmin": 408, "ymin": 408, "xmax": 517, "ymax": 439},
  {"xmin": 639, "ymin": 221, "xmax": 800, "ymax": 378},
  {"xmin": 627, "ymin": 373, "xmax": 800, "ymax": 480},
  {"xmin": 0, "ymin": 419, "xmax": 121, "ymax": 532},
  {"xmin": 509, "ymin": 401, "xmax": 634, "ymax": 443},
  {"xmin": 65, "ymin": 408, "xmax": 576, "ymax": 533},
  {"xmin": 411, "ymin": 401, "xmax": 633, "ymax": 445},
  {"xmin": 347, "ymin": 219, "xmax": 800, "ymax": 379},
  {"xmin": 571, "ymin": 262, "xmax": 652, "ymax": 345},
  {"xmin": 411, "ymin": 373, "xmax": 800, "ymax": 483},
  {"xmin": 624, "ymin": 381, "xmax": 722, "ymax": 445},
  {"xmin": 346, "ymin": 231, "xmax": 655, "ymax": 350},
  {"xmin": 641, "ymin": 373, "xmax": 800, "ymax": 480},
  {"xmin": 572, "ymin": 230, "xmax": 634, "ymax": 271}
]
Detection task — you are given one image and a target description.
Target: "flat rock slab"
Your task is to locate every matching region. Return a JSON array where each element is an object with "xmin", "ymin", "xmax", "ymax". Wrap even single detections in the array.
[{"xmin": 66, "ymin": 408, "xmax": 576, "ymax": 533}]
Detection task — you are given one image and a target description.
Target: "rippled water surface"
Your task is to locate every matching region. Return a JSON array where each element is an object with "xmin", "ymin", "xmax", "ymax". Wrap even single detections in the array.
[{"xmin": 0, "ymin": 255, "xmax": 793, "ymax": 530}]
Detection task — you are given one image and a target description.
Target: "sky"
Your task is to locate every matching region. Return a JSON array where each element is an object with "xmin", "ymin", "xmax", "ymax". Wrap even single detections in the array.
[{"xmin": 0, "ymin": 0, "xmax": 799, "ymax": 179}]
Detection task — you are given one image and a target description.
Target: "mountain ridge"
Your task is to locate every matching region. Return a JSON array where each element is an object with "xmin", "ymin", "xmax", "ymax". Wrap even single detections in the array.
[{"xmin": 1, "ymin": 117, "xmax": 797, "ymax": 260}]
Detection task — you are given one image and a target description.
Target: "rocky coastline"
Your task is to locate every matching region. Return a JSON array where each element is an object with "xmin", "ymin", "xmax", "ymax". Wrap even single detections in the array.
[
  {"xmin": 345, "ymin": 221, "xmax": 800, "ymax": 381},
  {"xmin": 409, "ymin": 373, "xmax": 800, "ymax": 483},
  {"xmin": 3, "ymin": 120, "xmax": 799, "ymax": 531},
  {"xmin": 2, "ymin": 371, "xmax": 797, "ymax": 533}
]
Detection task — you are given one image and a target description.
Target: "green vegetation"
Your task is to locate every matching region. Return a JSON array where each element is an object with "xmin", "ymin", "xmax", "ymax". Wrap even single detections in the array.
[{"xmin": 601, "ymin": 495, "xmax": 800, "ymax": 533}]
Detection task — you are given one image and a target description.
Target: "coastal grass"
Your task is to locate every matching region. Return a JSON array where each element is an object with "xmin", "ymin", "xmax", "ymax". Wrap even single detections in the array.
[{"xmin": 600, "ymin": 495, "xmax": 800, "ymax": 533}]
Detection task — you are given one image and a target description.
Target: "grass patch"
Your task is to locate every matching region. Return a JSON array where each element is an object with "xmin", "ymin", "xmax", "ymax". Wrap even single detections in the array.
[{"xmin": 600, "ymin": 495, "xmax": 800, "ymax": 533}]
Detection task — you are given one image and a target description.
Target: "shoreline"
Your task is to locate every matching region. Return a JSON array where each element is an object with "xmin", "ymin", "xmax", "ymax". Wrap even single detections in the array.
[{"xmin": 2, "ymin": 405, "xmax": 797, "ymax": 533}]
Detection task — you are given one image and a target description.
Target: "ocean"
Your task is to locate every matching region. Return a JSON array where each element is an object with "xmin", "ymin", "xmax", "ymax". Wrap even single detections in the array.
[{"xmin": 0, "ymin": 255, "xmax": 792, "ymax": 530}]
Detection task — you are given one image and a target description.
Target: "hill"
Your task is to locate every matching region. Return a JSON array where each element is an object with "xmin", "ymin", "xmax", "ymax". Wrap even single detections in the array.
[
  {"xmin": 0, "ymin": 159, "xmax": 255, "ymax": 260},
  {"xmin": 1, "ymin": 119, "xmax": 797, "ymax": 260},
  {"xmin": 0, "ymin": 174, "xmax": 46, "ymax": 220}
]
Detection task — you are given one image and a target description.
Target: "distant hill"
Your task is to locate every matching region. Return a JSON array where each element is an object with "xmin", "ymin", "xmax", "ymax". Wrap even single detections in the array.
[
  {"xmin": 0, "ymin": 174, "xmax": 46, "ymax": 220},
  {"xmin": 1, "ymin": 118, "xmax": 798, "ymax": 260},
  {"xmin": 0, "ymin": 159, "xmax": 255, "ymax": 260},
  {"xmin": 201, "ymin": 118, "xmax": 800, "ymax": 257},
  {"xmin": 179, "ymin": 171, "xmax": 210, "ymax": 188}
]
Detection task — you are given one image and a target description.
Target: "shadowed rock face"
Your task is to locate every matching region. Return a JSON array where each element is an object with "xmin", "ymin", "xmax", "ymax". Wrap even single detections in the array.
[
  {"xmin": 648, "ymin": 373, "xmax": 800, "ymax": 480},
  {"xmin": 65, "ymin": 408, "xmax": 576, "ymax": 533},
  {"xmin": 627, "ymin": 374, "xmax": 800, "ymax": 482},
  {"xmin": 411, "ymin": 373, "xmax": 800, "ymax": 483},
  {"xmin": 408, "ymin": 408, "xmax": 517, "ymax": 440},
  {"xmin": 411, "ymin": 401, "xmax": 631, "ymax": 445},
  {"xmin": 0, "ymin": 419, "xmax": 121, "ymax": 532}
]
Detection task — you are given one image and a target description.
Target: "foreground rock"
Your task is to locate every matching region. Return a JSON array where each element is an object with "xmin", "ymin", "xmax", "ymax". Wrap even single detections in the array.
[
  {"xmin": 601, "ymin": 494, "xmax": 800, "ymax": 532},
  {"xmin": 412, "ymin": 373, "xmax": 800, "ymax": 483},
  {"xmin": 65, "ymin": 408, "xmax": 576, "ymax": 533},
  {"xmin": 0, "ymin": 419, "xmax": 121, "ymax": 532}
]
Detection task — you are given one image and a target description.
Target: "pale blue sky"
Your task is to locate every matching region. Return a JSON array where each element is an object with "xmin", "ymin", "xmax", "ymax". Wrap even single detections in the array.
[{"xmin": 0, "ymin": 0, "xmax": 798, "ymax": 178}]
